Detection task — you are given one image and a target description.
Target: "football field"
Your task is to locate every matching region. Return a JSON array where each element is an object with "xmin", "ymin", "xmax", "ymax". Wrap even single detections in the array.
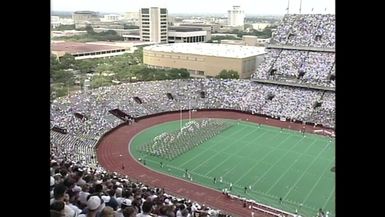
[{"xmin": 130, "ymin": 119, "xmax": 335, "ymax": 217}]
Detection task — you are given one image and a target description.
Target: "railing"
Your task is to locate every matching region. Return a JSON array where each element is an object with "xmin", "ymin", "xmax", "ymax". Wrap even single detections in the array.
[{"xmin": 266, "ymin": 44, "xmax": 335, "ymax": 52}]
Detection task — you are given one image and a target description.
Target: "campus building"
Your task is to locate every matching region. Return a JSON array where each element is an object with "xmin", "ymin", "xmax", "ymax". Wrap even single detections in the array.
[
  {"xmin": 140, "ymin": 7, "xmax": 168, "ymax": 43},
  {"xmin": 143, "ymin": 43, "xmax": 266, "ymax": 78}
]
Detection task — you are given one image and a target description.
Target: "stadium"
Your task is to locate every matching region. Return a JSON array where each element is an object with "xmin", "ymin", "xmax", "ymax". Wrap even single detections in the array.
[{"xmin": 50, "ymin": 14, "xmax": 335, "ymax": 217}]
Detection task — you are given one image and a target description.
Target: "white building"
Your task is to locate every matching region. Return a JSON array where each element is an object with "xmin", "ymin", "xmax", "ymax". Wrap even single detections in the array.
[
  {"xmin": 228, "ymin": 6, "xmax": 245, "ymax": 27},
  {"xmin": 59, "ymin": 18, "xmax": 74, "ymax": 25},
  {"xmin": 168, "ymin": 27, "xmax": 210, "ymax": 43},
  {"xmin": 72, "ymin": 11, "xmax": 100, "ymax": 28},
  {"xmin": 252, "ymin": 23, "xmax": 270, "ymax": 31},
  {"xmin": 102, "ymin": 14, "xmax": 121, "ymax": 22},
  {"xmin": 124, "ymin": 12, "xmax": 139, "ymax": 25},
  {"xmin": 51, "ymin": 16, "xmax": 61, "ymax": 28},
  {"xmin": 140, "ymin": 7, "xmax": 168, "ymax": 43},
  {"xmin": 143, "ymin": 43, "xmax": 266, "ymax": 78}
]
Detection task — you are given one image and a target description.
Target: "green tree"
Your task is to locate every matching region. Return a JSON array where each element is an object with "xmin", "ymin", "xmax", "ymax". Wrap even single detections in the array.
[
  {"xmin": 54, "ymin": 87, "xmax": 68, "ymax": 98},
  {"xmin": 133, "ymin": 47, "xmax": 143, "ymax": 64},
  {"xmin": 51, "ymin": 54, "xmax": 62, "ymax": 71},
  {"xmin": 123, "ymin": 24, "xmax": 140, "ymax": 29},
  {"xmin": 216, "ymin": 70, "xmax": 239, "ymax": 79},
  {"xmin": 85, "ymin": 25, "xmax": 95, "ymax": 34},
  {"xmin": 59, "ymin": 54, "xmax": 76, "ymax": 69},
  {"xmin": 76, "ymin": 59, "xmax": 96, "ymax": 73},
  {"xmin": 211, "ymin": 35, "xmax": 239, "ymax": 42},
  {"xmin": 51, "ymin": 70, "xmax": 75, "ymax": 84},
  {"xmin": 54, "ymin": 24, "xmax": 75, "ymax": 31},
  {"xmin": 90, "ymin": 75, "xmax": 112, "ymax": 88},
  {"xmin": 168, "ymin": 68, "xmax": 189, "ymax": 79},
  {"xmin": 244, "ymin": 24, "xmax": 253, "ymax": 29}
]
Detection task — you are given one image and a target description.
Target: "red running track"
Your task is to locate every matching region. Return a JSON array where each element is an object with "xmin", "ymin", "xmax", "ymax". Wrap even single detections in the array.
[{"xmin": 97, "ymin": 110, "xmax": 331, "ymax": 217}]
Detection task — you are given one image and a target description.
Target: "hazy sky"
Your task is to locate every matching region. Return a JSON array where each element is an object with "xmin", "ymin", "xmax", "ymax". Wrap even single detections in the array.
[{"xmin": 51, "ymin": 0, "xmax": 335, "ymax": 15}]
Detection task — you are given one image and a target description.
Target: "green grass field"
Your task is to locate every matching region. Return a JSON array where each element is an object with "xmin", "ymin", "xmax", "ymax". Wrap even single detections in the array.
[{"xmin": 130, "ymin": 119, "xmax": 335, "ymax": 217}]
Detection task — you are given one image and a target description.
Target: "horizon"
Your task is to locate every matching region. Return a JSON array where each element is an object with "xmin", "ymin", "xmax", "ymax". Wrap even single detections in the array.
[
  {"xmin": 51, "ymin": 0, "xmax": 335, "ymax": 16},
  {"xmin": 51, "ymin": 10, "xmax": 287, "ymax": 17}
]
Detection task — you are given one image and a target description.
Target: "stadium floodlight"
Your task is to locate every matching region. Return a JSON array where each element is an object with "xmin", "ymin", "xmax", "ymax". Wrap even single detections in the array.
[
  {"xmin": 188, "ymin": 100, "xmax": 191, "ymax": 122},
  {"xmin": 180, "ymin": 106, "xmax": 183, "ymax": 132},
  {"xmin": 299, "ymin": 0, "xmax": 302, "ymax": 14},
  {"xmin": 286, "ymin": 0, "xmax": 290, "ymax": 14}
]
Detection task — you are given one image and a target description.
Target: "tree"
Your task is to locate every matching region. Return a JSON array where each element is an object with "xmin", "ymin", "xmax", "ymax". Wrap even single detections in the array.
[
  {"xmin": 172, "ymin": 68, "xmax": 189, "ymax": 78},
  {"xmin": 54, "ymin": 24, "xmax": 75, "ymax": 31},
  {"xmin": 59, "ymin": 54, "xmax": 76, "ymax": 69},
  {"xmin": 51, "ymin": 54, "xmax": 62, "ymax": 71},
  {"xmin": 133, "ymin": 47, "xmax": 143, "ymax": 64},
  {"xmin": 231, "ymin": 29, "xmax": 240, "ymax": 34},
  {"xmin": 90, "ymin": 75, "xmax": 112, "ymax": 88},
  {"xmin": 51, "ymin": 70, "xmax": 75, "ymax": 84},
  {"xmin": 216, "ymin": 70, "xmax": 239, "ymax": 79},
  {"xmin": 211, "ymin": 35, "xmax": 239, "ymax": 42},
  {"xmin": 244, "ymin": 24, "xmax": 253, "ymax": 29},
  {"xmin": 123, "ymin": 24, "xmax": 139, "ymax": 29},
  {"xmin": 76, "ymin": 59, "xmax": 96, "ymax": 73},
  {"xmin": 85, "ymin": 25, "xmax": 95, "ymax": 34},
  {"xmin": 53, "ymin": 87, "xmax": 68, "ymax": 98}
]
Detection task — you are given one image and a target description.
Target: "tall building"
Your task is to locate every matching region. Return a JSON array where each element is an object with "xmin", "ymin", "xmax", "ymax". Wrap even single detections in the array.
[
  {"xmin": 140, "ymin": 7, "xmax": 168, "ymax": 43},
  {"xmin": 227, "ymin": 6, "xmax": 245, "ymax": 27}
]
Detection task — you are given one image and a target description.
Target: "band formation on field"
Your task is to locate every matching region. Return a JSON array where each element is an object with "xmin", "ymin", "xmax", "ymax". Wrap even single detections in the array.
[{"xmin": 138, "ymin": 119, "xmax": 233, "ymax": 160}]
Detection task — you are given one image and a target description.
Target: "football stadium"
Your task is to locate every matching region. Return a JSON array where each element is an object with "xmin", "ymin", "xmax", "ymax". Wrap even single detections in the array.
[{"xmin": 50, "ymin": 14, "xmax": 335, "ymax": 217}]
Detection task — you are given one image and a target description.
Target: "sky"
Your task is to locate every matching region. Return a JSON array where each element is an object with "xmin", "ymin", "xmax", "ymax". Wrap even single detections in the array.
[{"xmin": 51, "ymin": 0, "xmax": 335, "ymax": 15}]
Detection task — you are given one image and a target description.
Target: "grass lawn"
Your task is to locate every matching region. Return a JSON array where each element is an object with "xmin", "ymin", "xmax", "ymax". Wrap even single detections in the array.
[{"xmin": 130, "ymin": 119, "xmax": 335, "ymax": 217}]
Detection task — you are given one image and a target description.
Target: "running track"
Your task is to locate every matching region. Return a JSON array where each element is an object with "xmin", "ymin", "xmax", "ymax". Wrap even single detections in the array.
[{"xmin": 97, "ymin": 110, "xmax": 331, "ymax": 217}]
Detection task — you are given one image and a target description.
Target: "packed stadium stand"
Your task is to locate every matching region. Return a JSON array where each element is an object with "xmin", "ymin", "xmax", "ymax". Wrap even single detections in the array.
[
  {"xmin": 252, "ymin": 14, "xmax": 335, "ymax": 89},
  {"xmin": 50, "ymin": 14, "xmax": 335, "ymax": 217}
]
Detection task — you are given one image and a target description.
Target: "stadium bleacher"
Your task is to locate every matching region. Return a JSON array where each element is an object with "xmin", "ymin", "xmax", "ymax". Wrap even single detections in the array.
[{"xmin": 50, "ymin": 13, "xmax": 335, "ymax": 217}]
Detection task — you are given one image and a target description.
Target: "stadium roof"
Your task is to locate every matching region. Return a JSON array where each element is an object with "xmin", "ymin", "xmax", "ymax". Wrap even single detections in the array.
[
  {"xmin": 144, "ymin": 43, "xmax": 266, "ymax": 58},
  {"xmin": 51, "ymin": 42, "xmax": 125, "ymax": 54}
]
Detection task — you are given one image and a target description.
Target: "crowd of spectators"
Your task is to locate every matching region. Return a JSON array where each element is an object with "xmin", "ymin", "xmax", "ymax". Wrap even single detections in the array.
[
  {"xmin": 50, "ymin": 155, "xmax": 227, "ymax": 217},
  {"xmin": 51, "ymin": 79, "xmax": 335, "ymax": 137},
  {"xmin": 252, "ymin": 14, "xmax": 335, "ymax": 88},
  {"xmin": 252, "ymin": 49, "xmax": 335, "ymax": 88},
  {"xmin": 50, "ymin": 13, "xmax": 335, "ymax": 217},
  {"xmin": 270, "ymin": 14, "xmax": 335, "ymax": 48}
]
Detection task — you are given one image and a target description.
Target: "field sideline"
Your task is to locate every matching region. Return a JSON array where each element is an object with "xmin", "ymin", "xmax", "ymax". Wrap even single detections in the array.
[{"xmin": 130, "ymin": 119, "xmax": 335, "ymax": 217}]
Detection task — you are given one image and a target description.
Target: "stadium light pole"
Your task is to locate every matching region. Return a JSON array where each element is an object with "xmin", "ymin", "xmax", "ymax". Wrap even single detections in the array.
[
  {"xmin": 299, "ymin": 0, "xmax": 302, "ymax": 14},
  {"xmin": 286, "ymin": 0, "xmax": 290, "ymax": 14},
  {"xmin": 188, "ymin": 100, "xmax": 191, "ymax": 122},
  {"xmin": 180, "ymin": 105, "xmax": 182, "ymax": 132}
]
